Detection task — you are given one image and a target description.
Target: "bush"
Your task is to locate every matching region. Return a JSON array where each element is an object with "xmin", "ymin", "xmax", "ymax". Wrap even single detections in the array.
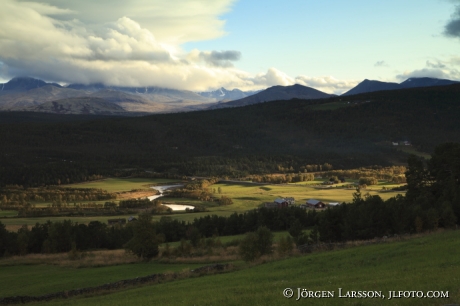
[
  {"xmin": 358, "ymin": 177, "xmax": 378, "ymax": 185},
  {"xmin": 218, "ymin": 196, "xmax": 233, "ymax": 205}
]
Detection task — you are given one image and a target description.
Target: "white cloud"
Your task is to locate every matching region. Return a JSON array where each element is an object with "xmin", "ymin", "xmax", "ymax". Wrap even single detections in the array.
[
  {"xmin": 0, "ymin": 0, "xmax": 245, "ymax": 89},
  {"xmin": 252, "ymin": 68, "xmax": 295, "ymax": 87},
  {"xmin": 295, "ymin": 76, "xmax": 359, "ymax": 95},
  {"xmin": 0, "ymin": 0, "xmax": 359, "ymax": 93},
  {"xmin": 395, "ymin": 58, "xmax": 460, "ymax": 81},
  {"xmin": 15, "ymin": 0, "xmax": 236, "ymax": 44}
]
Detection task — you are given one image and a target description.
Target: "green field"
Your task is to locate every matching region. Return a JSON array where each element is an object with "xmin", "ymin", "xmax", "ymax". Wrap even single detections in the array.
[
  {"xmin": 67, "ymin": 177, "xmax": 181, "ymax": 192},
  {"xmin": 208, "ymin": 181, "xmax": 404, "ymax": 212},
  {"xmin": 398, "ymin": 146, "xmax": 431, "ymax": 159},
  {"xmin": 0, "ymin": 261, "xmax": 204, "ymax": 297},
  {"xmin": 15, "ymin": 229, "xmax": 460, "ymax": 306},
  {"xmin": 1, "ymin": 178, "xmax": 405, "ymax": 230},
  {"xmin": 0, "ymin": 210, "xmax": 17, "ymax": 217}
]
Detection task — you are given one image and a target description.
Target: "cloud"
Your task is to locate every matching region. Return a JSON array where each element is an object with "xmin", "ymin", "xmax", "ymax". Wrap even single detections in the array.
[
  {"xmin": 196, "ymin": 50, "xmax": 241, "ymax": 67},
  {"xmin": 0, "ymin": 0, "xmax": 360, "ymax": 93},
  {"xmin": 0, "ymin": 0, "xmax": 250, "ymax": 90},
  {"xmin": 374, "ymin": 60, "xmax": 389, "ymax": 67},
  {"xmin": 252, "ymin": 68, "xmax": 295, "ymax": 87},
  {"xmin": 426, "ymin": 60, "xmax": 446, "ymax": 69},
  {"xmin": 294, "ymin": 76, "xmax": 359, "ymax": 95},
  {"xmin": 444, "ymin": 4, "xmax": 460, "ymax": 38},
  {"xmin": 395, "ymin": 59, "xmax": 460, "ymax": 81},
  {"xmin": 15, "ymin": 0, "xmax": 236, "ymax": 44}
]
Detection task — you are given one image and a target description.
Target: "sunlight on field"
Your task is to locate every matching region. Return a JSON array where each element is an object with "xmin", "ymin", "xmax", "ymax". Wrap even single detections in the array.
[
  {"xmin": 210, "ymin": 182, "xmax": 405, "ymax": 211},
  {"xmin": 67, "ymin": 178, "xmax": 180, "ymax": 192},
  {"xmin": 1, "ymin": 178, "xmax": 406, "ymax": 230}
]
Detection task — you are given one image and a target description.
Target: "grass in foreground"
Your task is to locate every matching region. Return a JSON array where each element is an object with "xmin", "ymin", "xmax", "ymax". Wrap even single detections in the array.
[
  {"xmin": 31, "ymin": 229, "xmax": 460, "ymax": 306},
  {"xmin": 0, "ymin": 255, "xmax": 205, "ymax": 297}
]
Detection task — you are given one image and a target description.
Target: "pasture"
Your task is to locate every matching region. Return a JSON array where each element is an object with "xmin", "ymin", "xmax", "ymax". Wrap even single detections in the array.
[
  {"xmin": 0, "ymin": 259, "xmax": 205, "ymax": 297},
  {"xmin": 1, "ymin": 178, "xmax": 405, "ymax": 230},
  {"xmin": 67, "ymin": 177, "xmax": 181, "ymax": 192},
  {"xmin": 21, "ymin": 229, "xmax": 460, "ymax": 306}
]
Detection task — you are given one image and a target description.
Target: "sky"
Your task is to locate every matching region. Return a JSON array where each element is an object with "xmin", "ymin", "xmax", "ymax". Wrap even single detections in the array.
[{"xmin": 1, "ymin": 0, "xmax": 460, "ymax": 94}]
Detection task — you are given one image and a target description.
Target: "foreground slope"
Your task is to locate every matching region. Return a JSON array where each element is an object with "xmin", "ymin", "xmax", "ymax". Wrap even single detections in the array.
[{"xmin": 32, "ymin": 230, "xmax": 460, "ymax": 306}]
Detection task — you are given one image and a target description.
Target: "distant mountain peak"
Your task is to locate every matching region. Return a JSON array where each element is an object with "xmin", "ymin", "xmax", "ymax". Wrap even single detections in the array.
[
  {"xmin": 1, "ymin": 76, "xmax": 50, "ymax": 92},
  {"xmin": 342, "ymin": 77, "xmax": 459, "ymax": 96},
  {"xmin": 209, "ymin": 83, "xmax": 334, "ymax": 109}
]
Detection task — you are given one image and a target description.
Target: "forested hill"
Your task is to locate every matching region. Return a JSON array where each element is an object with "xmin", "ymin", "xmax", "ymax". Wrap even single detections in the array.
[{"xmin": 1, "ymin": 84, "xmax": 460, "ymax": 186}]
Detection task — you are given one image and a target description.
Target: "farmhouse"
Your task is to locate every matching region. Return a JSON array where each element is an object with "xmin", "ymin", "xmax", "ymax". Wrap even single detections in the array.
[
  {"xmin": 264, "ymin": 197, "xmax": 295, "ymax": 208},
  {"xmin": 274, "ymin": 197, "xmax": 295, "ymax": 205},
  {"xmin": 304, "ymin": 199, "xmax": 325, "ymax": 209},
  {"xmin": 328, "ymin": 202, "xmax": 340, "ymax": 207}
]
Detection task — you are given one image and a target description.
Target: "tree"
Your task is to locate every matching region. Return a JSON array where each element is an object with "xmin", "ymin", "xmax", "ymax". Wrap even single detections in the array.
[
  {"xmin": 186, "ymin": 226, "xmax": 201, "ymax": 247},
  {"xmin": 358, "ymin": 177, "xmax": 378, "ymax": 185},
  {"xmin": 288, "ymin": 219, "xmax": 308, "ymax": 245},
  {"xmin": 219, "ymin": 196, "xmax": 233, "ymax": 205},
  {"xmin": 239, "ymin": 226, "xmax": 273, "ymax": 262},
  {"xmin": 239, "ymin": 232, "xmax": 260, "ymax": 262},
  {"xmin": 124, "ymin": 212, "xmax": 162, "ymax": 260},
  {"xmin": 255, "ymin": 226, "xmax": 274, "ymax": 256}
]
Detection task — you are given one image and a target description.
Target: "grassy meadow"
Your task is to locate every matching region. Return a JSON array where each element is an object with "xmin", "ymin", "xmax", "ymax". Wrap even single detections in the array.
[
  {"xmin": 15, "ymin": 229, "xmax": 459, "ymax": 306},
  {"xmin": 67, "ymin": 177, "xmax": 181, "ymax": 192},
  {"xmin": 1, "ymin": 178, "xmax": 406, "ymax": 230},
  {"xmin": 0, "ymin": 259, "xmax": 205, "ymax": 297}
]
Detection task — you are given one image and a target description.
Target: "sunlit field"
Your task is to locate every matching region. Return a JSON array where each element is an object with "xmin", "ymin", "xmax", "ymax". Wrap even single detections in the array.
[
  {"xmin": 67, "ymin": 177, "xmax": 181, "ymax": 192},
  {"xmin": 1, "ymin": 178, "xmax": 405, "ymax": 231}
]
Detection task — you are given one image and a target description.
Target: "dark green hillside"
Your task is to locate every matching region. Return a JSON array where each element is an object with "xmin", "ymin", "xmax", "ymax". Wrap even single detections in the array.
[{"xmin": 1, "ymin": 84, "xmax": 460, "ymax": 186}]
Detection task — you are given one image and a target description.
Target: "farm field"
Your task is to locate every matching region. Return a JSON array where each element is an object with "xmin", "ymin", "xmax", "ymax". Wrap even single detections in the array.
[
  {"xmin": 67, "ymin": 177, "xmax": 181, "ymax": 192},
  {"xmin": 1, "ymin": 178, "xmax": 406, "ymax": 230},
  {"xmin": 206, "ymin": 181, "xmax": 405, "ymax": 212},
  {"xmin": 25, "ymin": 229, "xmax": 460, "ymax": 306}
]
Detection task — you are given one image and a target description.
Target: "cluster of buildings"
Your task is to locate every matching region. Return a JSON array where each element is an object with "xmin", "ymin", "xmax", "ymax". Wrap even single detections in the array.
[{"xmin": 264, "ymin": 198, "xmax": 340, "ymax": 209}]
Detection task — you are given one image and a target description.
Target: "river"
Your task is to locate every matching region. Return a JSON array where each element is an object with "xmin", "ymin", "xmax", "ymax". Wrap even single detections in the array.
[{"xmin": 147, "ymin": 184, "xmax": 195, "ymax": 211}]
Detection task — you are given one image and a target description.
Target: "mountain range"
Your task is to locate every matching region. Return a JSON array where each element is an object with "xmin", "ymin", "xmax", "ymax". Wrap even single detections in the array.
[
  {"xmin": 0, "ymin": 76, "xmax": 458, "ymax": 115},
  {"xmin": 209, "ymin": 84, "xmax": 335, "ymax": 109},
  {"xmin": 0, "ymin": 77, "xmax": 259, "ymax": 115},
  {"xmin": 342, "ymin": 77, "xmax": 459, "ymax": 96}
]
